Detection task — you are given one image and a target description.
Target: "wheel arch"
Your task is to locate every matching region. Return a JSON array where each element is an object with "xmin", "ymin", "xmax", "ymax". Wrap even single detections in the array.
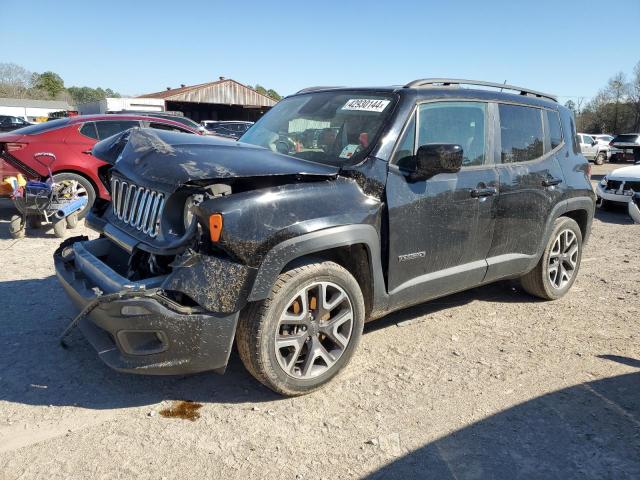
[
  {"xmin": 52, "ymin": 168, "xmax": 100, "ymax": 198},
  {"xmin": 247, "ymin": 225, "xmax": 388, "ymax": 320}
]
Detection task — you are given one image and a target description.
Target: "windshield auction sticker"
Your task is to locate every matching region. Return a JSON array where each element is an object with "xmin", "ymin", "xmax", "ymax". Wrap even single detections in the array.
[{"xmin": 342, "ymin": 99, "xmax": 390, "ymax": 112}]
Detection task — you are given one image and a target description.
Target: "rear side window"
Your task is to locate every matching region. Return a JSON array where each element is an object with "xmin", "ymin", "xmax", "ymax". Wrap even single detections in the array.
[
  {"xmin": 79, "ymin": 122, "xmax": 98, "ymax": 140},
  {"xmin": 96, "ymin": 120, "xmax": 139, "ymax": 140},
  {"xmin": 613, "ymin": 134, "xmax": 639, "ymax": 143},
  {"xmin": 546, "ymin": 111, "xmax": 563, "ymax": 150},
  {"xmin": 418, "ymin": 101, "xmax": 487, "ymax": 167},
  {"xmin": 499, "ymin": 104, "xmax": 544, "ymax": 163}
]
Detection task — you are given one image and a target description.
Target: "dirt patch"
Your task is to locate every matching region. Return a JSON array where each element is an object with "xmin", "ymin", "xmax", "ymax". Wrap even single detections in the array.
[{"xmin": 159, "ymin": 401, "xmax": 203, "ymax": 421}]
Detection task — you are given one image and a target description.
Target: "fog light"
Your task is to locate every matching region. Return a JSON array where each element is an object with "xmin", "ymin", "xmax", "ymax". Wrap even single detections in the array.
[{"xmin": 121, "ymin": 305, "xmax": 151, "ymax": 316}]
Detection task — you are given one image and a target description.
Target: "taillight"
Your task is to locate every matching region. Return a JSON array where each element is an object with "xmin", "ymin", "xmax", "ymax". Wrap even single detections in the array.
[{"xmin": 5, "ymin": 143, "xmax": 26, "ymax": 152}]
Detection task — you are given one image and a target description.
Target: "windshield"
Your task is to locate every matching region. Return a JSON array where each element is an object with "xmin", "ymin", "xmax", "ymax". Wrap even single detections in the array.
[{"xmin": 239, "ymin": 91, "xmax": 396, "ymax": 165}]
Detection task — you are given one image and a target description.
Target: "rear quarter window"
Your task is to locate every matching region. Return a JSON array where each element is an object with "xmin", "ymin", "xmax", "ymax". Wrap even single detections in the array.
[
  {"xmin": 79, "ymin": 122, "xmax": 99, "ymax": 140},
  {"xmin": 546, "ymin": 110, "xmax": 563, "ymax": 150}
]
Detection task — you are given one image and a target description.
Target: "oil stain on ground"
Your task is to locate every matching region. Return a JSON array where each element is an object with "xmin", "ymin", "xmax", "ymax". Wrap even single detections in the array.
[{"xmin": 159, "ymin": 400, "xmax": 203, "ymax": 421}]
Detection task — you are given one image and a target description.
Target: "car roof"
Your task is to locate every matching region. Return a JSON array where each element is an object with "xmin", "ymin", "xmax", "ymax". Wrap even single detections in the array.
[{"xmin": 292, "ymin": 83, "xmax": 559, "ymax": 110}]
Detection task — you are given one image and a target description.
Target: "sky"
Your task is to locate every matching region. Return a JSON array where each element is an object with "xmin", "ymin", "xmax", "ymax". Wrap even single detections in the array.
[{"xmin": 2, "ymin": 0, "xmax": 639, "ymax": 103}]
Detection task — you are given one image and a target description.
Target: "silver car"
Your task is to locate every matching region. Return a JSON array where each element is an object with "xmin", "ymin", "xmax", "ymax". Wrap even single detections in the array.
[{"xmin": 578, "ymin": 133, "xmax": 620, "ymax": 165}]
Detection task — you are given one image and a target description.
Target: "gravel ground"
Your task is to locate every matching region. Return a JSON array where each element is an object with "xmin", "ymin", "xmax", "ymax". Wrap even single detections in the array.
[{"xmin": 0, "ymin": 163, "xmax": 638, "ymax": 479}]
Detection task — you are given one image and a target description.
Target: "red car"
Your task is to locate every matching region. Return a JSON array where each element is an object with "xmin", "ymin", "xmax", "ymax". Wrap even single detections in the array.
[{"xmin": 0, "ymin": 114, "xmax": 199, "ymax": 216}]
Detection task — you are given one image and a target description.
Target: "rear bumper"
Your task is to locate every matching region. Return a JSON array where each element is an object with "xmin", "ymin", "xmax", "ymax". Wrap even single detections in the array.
[{"xmin": 54, "ymin": 237, "xmax": 240, "ymax": 375}]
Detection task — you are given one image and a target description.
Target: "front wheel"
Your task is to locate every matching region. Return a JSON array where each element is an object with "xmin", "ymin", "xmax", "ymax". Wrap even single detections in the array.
[
  {"xmin": 595, "ymin": 152, "xmax": 606, "ymax": 165},
  {"xmin": 519, "ymin": 217, "xmax": 583, "ymax": 300},
  {"xmin": 236, "ymin": 260, "xmax": 365, "ymax": 396}
]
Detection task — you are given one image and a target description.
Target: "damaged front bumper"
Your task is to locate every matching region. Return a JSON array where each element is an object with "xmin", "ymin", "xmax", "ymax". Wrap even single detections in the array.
[{"xmin": 54, "ymin": 236, "xmax": 254, "ymax": 375}]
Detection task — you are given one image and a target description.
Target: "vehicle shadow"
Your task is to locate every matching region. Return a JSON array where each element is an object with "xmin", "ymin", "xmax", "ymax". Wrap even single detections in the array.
[
  {"xmin": 594, "ymin": 206, "xmax": 634, "ymax": 226},
  {"xmin": 366, "ymin": 280, "xmax": 537, "ymax": 334},
  {"xmin": 0, "ymin": 276, "xmax": 280, "ymax": 409},
  {"xmin": 365, "ymin": 355, "xmax": 640, "ymax": 479},
  {"xmin": 0, "ymin": 277, "xmax": 542, "ymax": 410}
]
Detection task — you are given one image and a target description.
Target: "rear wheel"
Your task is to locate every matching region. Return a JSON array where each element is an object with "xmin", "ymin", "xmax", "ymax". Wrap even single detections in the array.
[
  {"xmin": 236, "ymin": 260, "xmax": 365, "ymax": 396},
  {"xmin": 52, "ymin": 172, "xmax": 95, "ymax": 219},
  {"xmin": 520, "ymin": 217, "xmax": 582, "ymax": 300}
]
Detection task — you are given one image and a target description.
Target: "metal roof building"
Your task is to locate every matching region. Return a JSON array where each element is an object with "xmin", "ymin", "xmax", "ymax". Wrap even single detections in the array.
[
  {"xmin": 138, "ymin": 77, "xmax": 277, "ymax": 122},
  {"xmin": 0, "ymin": 97, "xmax": 75, "ymax": 121}
]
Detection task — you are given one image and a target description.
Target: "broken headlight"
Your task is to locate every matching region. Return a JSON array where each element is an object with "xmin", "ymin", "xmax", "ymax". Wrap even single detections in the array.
[{"xmin": 183, "ymin": 195, "xmax": 199, "ymax": 230}]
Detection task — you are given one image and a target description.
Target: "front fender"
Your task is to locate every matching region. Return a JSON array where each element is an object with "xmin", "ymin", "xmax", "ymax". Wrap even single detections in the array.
[{"xmin": 247, "ymin": 224, "xmax": 388, "ymax": 309}]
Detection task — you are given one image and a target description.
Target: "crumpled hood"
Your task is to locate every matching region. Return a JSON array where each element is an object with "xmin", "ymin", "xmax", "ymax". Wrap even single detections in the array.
[
  {"xmin": 607, "ymin": 165, "xmax": 640, "ymax": 180},
  {"xmin": 93, "ymin": 128, "xmax": 339, "ymax": 190}
]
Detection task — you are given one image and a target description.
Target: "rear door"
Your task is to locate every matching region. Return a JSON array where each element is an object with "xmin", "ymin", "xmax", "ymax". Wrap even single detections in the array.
[
  {"xmin": 386, "ymin": 100, "xmax": 499, "ymax": 304},
  {"xmin": 485, "ymin": 104, "xmax": 565, "ymax": 282}
]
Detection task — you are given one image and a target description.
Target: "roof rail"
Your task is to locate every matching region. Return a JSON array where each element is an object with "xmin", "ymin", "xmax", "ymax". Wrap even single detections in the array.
[
  {"xmin": 404, "ymin": 78, "xmax": 557, "ymax": 102},
  {"xmin": 296, "ymin": 86, "xmax": 345, "ymax": 94}
]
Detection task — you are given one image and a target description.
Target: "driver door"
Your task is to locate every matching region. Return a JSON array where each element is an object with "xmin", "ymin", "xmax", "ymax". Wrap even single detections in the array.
[{"xmin": 386, "ymin": 101, "xmax": 498, "ymax": 306}]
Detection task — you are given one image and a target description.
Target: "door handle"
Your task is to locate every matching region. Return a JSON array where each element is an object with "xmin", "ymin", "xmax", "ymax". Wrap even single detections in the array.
[
  {"xmin": 470, "ymin": 187, "xmax": 498, "ymax": 198},
  {"xmin": 542, "ymin": 177, "xmax": 562, "ymax": 187},
  {"xmin": 82, "ymin": 149, "xmax": 93, "ymax": 155}
]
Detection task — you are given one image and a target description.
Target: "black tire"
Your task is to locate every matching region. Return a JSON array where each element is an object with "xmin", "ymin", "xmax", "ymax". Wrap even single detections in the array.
[
  {"xmin": 53, "ymin": 219, "xmax": 67, "ymax": 239},
  {"xmin": 599, "ymin": 199, "xmax": 613, "ymax": 210},
  {"xmin": 236, "ymin": 260, "xmax": 365, "ymax": 396},
  {"xmin": 27, "ymin": 216, "xmax": 44, "ymax": 229},
  {"xmin": 520, "ymin": 217, "xmax": 583, "ymax": 300},
  {"xmin": 595, "ymin": 152, "xmax": 606, "ymax": 165},
  {"xmin": 52, "ymin": 172, "xmax": 95, "ymax": 219},
  {"xmin": 9, "ymin": 215, "xmax": 25, "ymax": 239}
]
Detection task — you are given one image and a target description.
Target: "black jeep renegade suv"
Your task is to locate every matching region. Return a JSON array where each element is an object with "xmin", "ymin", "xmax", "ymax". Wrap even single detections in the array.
[{"xmin": 54, "ymin": 79, "xmax": 595, "ymax": 395}]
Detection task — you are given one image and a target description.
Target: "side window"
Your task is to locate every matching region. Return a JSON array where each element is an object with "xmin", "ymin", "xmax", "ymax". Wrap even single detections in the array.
[
  {"xmin": 148, "ymin": 122, "xmax": 193, "ymax": 133},
  {"xmin": 95, "ymin": 120, "xmax": 139, "ymax": 140},
  {"xmin": 392, "ymin": 113, "xmax": 416, "ymax": 170},
  {"xmin": 418, "ymin": 102, "xmax": 487, "ymax": 167},
  {"xmin": 583, "ymin": 134, "xmax": 594, "ymax": 144},
  {"xmin": 546, "ymin": 110, "xmax": 563, "ymax": 150},
  {"xmin": 79, "ymin": 122, "xmax": 98, "ymax": 140},
  {"xmin": 499, "ymin": 104, "xmax": 544, "ymax": 163}
]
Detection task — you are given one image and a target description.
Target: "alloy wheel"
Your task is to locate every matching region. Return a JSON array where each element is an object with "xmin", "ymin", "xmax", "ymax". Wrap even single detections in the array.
[
  {"xmin": 275, "ymin": 281, "xmax": 354, "ymax": 379},
  {"xmin": 548, "ymin": 229, "xmax": 579, "ymax": 289}
]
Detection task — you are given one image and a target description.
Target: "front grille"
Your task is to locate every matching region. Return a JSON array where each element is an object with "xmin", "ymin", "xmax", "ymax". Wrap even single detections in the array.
[
  {"xmin": 110, "ymin": 177, "xmax": 165, "ymax": 238},
  {"xmin": 606, "ymin": 180, "xmax": 622, "ymax": 191},
  {"xmin": 625, "ymin": 181, "xmax": 640, "ymax": 192}
]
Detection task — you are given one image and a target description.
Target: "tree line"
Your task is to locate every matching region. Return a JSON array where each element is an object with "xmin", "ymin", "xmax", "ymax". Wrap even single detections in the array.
[
  {"xmin": 0, "ymin": 62, "xmax": 120, "ymax": 105},
  {"xmin": 566, "ymin": 61, "xmax": 640, "ymax": 134},
  {"xmin": 252, "ymin": 84, "xmax": 282, "ymax": 101}
]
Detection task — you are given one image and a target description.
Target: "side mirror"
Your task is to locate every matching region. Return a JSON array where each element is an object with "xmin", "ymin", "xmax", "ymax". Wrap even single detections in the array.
[
  {"xmin": 411, "ymin": 144, "xmax": 463, "ymax": 181},
  {"xmin": 592, "ymin": 140, "xmax": 597, "ymax": 146}
]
